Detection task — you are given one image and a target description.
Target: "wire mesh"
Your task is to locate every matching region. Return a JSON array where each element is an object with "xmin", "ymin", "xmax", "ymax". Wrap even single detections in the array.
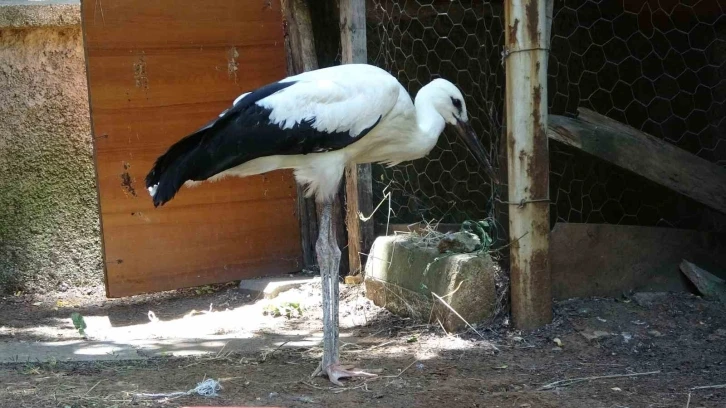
[
  {"xmin": 366, "ymin": 0, "xmax": 505, "ymax": 234},
  {"xmin": 548, "ymin": 0, "xmax": 726, "ymax": 232},
  {"xmin": 367, "ymin": 0, "xmax": 726, "ymax": 237}
]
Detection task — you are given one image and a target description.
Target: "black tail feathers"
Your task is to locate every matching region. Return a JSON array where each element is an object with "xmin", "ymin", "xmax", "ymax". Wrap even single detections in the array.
[{"xmin": 145, "ymin": 129, "xmax": 207, "ymax": 207}]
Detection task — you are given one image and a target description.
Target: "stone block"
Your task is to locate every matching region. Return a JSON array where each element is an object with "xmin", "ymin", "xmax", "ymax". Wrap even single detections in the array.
[
  {"xmin": 238, "ymin": 275, "xmax": 318, "ymax": 299},
  {"xmin": 364, "ymin": 235, "xmax": 499, "ymax": 332}
]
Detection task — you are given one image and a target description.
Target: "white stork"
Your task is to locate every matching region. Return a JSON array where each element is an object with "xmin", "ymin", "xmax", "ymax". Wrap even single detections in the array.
[{"xmin": 145, "ymin": 63, "xmax": 497, "ymax": 385}]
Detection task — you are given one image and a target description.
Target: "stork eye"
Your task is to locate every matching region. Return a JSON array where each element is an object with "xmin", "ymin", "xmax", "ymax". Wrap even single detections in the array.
[{"xmin": 451, "ymin": 97, "xmax": 462, "ymax": 113}]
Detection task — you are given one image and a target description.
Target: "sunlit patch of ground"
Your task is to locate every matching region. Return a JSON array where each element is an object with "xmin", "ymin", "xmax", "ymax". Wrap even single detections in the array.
[{"xmin": 1, "ymin": 281, "xmax": 725, "ymax": 407}]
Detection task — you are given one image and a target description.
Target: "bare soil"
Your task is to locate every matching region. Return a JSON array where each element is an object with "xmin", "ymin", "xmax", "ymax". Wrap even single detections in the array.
[{"xmin": 0, "ymin": 281, "xmax": 724, "ymax": 408}]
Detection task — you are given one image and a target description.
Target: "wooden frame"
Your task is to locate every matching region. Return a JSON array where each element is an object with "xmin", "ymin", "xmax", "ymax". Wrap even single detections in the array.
[
  {"xmin": 281, "ymin": 0, "xmax": 320, "ymax": 269},
  {"xmin": 340, "ymin": 0, "xmax": 375, "ymax": 277},
  {"xmin": 283, "ymin": 0, "xmax": 350, "ymax": 274},
  {"xmin": 292, "ymin": 0, "xmax": 558, "ymax": 331}
]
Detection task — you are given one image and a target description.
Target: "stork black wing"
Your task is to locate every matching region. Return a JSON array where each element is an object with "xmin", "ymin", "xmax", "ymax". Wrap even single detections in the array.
[{"xmin": 145, "ymin": 80, "xmax": 381, "ymax": 207}]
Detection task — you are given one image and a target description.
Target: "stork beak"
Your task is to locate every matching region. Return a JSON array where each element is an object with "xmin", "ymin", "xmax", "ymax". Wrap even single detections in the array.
[{"xmin": 454, "ymin": 118, "xmax": 499, "ymax": 184}]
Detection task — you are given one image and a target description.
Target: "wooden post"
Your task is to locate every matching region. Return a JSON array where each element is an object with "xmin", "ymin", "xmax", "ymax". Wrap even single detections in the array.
[
  {"xmin": 340, "ymin": 0, "xmax": 374, "ymax": 276},
  {"xmin": 281, "ymin": 0, "xmax": 320, "ymax": 270},
  {"xmin": 504, "ymin": 0, "xmax": 553, "ymax": 329}
]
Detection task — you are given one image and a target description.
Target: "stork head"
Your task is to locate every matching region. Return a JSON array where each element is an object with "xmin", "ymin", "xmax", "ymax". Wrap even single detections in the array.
[
  {"xmin": 421, "ymin": 78, "xmax": 498, "ymax": 183},
  {"xmin": 424, "ymin": 78, "xmax": 469, "ymax": 125}
]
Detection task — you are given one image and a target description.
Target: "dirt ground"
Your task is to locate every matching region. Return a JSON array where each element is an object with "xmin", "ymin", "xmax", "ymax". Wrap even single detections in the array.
[{"xmin": 1, "ymin": 279, "xmax": 725, "ymax": 408}]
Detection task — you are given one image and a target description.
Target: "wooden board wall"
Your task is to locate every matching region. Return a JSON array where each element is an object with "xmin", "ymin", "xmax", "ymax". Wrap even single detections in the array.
[{"xmin": 81, "ymin": 0, "xmax": 302, "ymax": 297}]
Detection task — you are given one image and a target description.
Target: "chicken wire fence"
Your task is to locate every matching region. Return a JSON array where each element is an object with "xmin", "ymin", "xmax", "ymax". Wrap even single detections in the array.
[
  {"xmin": 365, "ymin": 0, "xmax": 726, "ymax": 240},
  {"xmin": 366, "ymin": 0, "xmax": 508, "ymax": 242},
  {"xmin": 548, "ymin": 0, "xmax": 726, "ymax": 232}
]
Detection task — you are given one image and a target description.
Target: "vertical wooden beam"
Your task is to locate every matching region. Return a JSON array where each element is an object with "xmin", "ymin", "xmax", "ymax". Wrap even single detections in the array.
[
  {"xmin": 282, "ymin": 0, "xmax": 318, "ymax": 73},
  {"xmin": 504, "ymin": 0, "xmax": 553, "ymax": 329},
  {"xmin": 340, "ymin": 0, "xmax": 374, "ymax": 276},
  {"xmin": 282, "ymin": 0, "xmax": 319, "ymax": 269}
]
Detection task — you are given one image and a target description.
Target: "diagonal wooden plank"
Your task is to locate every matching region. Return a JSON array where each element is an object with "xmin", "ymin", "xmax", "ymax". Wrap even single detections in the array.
[{"xmin": 548, "ymin": 108, "xmax": 726, "ymax": 215}]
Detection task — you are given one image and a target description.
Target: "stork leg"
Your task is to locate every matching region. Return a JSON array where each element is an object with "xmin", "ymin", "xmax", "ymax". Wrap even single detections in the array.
[{"xmin": 311, "ymin": 200, "xmax": 377, "ymax": 386}]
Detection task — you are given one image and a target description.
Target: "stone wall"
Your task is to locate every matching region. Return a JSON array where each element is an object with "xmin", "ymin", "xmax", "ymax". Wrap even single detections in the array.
[{"xmin": 0, "ymin": 1, "xmax": 102, "ymax": 293}]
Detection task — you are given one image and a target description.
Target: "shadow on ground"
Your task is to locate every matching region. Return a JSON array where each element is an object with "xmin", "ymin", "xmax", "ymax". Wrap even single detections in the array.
[
  {"xmin": 1, "ymin": 282, "xmax": 725, "ymax": 407},
  {"xmin": 1, "ymin": 320, "xmax": 725, "ymax": 408}
]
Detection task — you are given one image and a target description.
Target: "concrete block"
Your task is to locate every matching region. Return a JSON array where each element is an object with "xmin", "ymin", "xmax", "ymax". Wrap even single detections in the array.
[
  {"xmin": 364, "ymin": 235, "xmax": 499, "ymax": 332},
  {"xmin": 238, "ymin": 275, "xmax": 319, "ymax": 299}
]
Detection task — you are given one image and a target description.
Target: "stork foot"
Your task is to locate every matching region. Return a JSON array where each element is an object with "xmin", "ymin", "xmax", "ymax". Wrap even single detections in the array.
[
  {"xmin": 312, "ymin": 361, "xmax": 379, "ymax": 386},
  {"xmin": 327, "ymin": 363, "xmax": 379, "ymax": 386}
]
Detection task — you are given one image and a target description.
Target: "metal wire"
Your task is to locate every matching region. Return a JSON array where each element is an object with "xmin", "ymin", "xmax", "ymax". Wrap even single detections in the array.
[
  {"xmin": 367, "ymin": 0, "xmax": 505, "ymax": 236},
  {"xmin": 548, "ymin": 0, "xmax": 726, "ymax": 232},
  {"xmin": 366, "ymin": 0, "xmax": 726, "ymax": 236},
  {"xmin": 500, "ymin": 46, "xmax": 550, "ymax": 66}
]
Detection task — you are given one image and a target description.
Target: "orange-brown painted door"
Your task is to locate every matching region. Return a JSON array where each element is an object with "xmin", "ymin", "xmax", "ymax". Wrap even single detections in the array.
[{"xmin": 81, "ymin": 0, "xmax": 302, "ymax": 297}]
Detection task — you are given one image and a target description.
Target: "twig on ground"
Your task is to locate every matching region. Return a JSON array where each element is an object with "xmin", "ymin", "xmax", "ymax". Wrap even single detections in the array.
[
  {"xmin": 538, "ymin": 370, "xmax": 661, "ymax": 390},
  {"xmin": 214, "ymin": 342, "xmax": 229, "ymax": 359},
  {"xmin": 431, "ymin": 291, "xmax": 480, "ymax": 336},
  {"xmin": 380, "ymin": 359, "xmax": 418, "ymax": 379},
  {"xmin": 368, "ymin": 340, "xmax": 396, "ymax": 350},
  {"xmin": 431, "ymin": 291, "xmax": 499, "ymax": 352},
  {"xmin": 181, "ymin": 343, "xmax": 236, "ymax": 368},
  {"xmin": 84, "ymin": 379, "xmax": 104, "ymax": 396},
  {"xmin": 302, "ymin": 378, "xmax": 369, "ymax": 394},
  {"xmin": 691, "ymin": 383, "xmax": 726, "ymax": 390},
  {"xmin": 261, "ymin": 341, "xmax": 290, "ymax": 361},
  {"xmin": 301, "ymin": 381, "xmax": 332, "ymax": 391},
  {"xmin": 341, "ymin": 342, "xmax": 361, "ymax": 350},
  {"xmin": 436, "ymin": 318, "xmax": 450, "ymax": 336},
  {"xmin": 686, "ymin": 383, "xmax": 726, "ymax": 406},
  {"xmin": 365, "ymin": 327, "xmax": 392, "ymax": 338}
]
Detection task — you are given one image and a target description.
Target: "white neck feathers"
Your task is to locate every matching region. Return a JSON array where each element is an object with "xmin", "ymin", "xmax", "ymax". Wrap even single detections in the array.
[{"xmin": 414, "ymin": 89, "xmax": 445, "ymax": 142}]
